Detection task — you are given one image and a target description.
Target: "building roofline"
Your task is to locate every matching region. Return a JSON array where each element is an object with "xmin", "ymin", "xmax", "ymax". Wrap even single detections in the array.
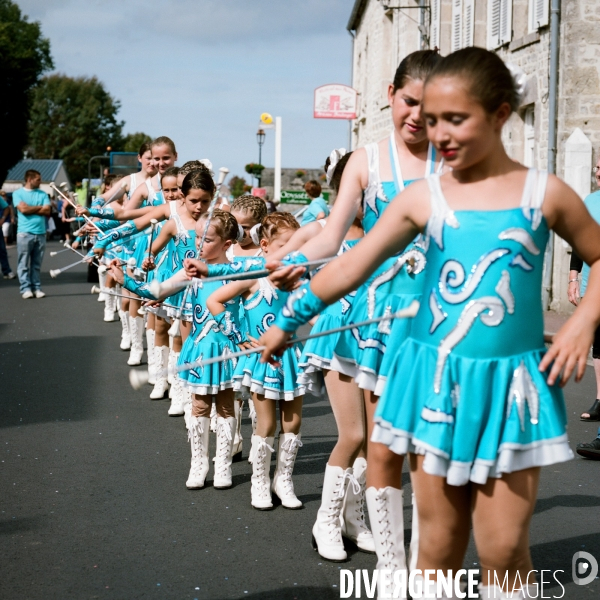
[{"xmin": 347, "ymin": 0, "xmax": 369, "ymax": 31}]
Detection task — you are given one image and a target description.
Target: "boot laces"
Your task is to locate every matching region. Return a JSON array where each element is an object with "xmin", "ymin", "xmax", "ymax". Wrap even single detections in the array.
[
  {"xmin": 215, "ymin": 420, "xmax": 233, "ymax": 475},
  {"xmin": 188, "ymin": 419, "xmax": 205, "ymax": 476},
  {"xmin": 374, "ymin": 490, "xmax": 396, "ymax": 569},
  {"xmin": 252, "ymin": 439, "xmax": 273, "ymax": 496},
  {"xmin": 323, "ymin": 472, "xmax": 352, "ymax": 542},
  {"xmin": 278, "ymin": 437, "xmax": 302, "ymax": 494}
]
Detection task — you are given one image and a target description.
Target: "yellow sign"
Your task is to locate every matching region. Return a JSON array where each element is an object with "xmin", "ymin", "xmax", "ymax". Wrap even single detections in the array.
[{"xmin": 260, "ymin": 113, "xmax": 273, "ymax": 125}]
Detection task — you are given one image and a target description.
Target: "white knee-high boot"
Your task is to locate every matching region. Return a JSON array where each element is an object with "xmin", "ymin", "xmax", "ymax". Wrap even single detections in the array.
[
  {"xmin": 146, "ymin": 329, "xmax": 156, "ymax": 384},
  {"xmin": 365, "ymin": 487, "xmax": 408, "ymax": 574},
  {"xmin": 312, "ymin": 464, "xmax": 351, "ymax": 562},
  {"xmin": 167, "ymin": 353, "xmax": 184, "ymax": 416},
  {"xmin": 186, "ymin": 416, "xmax": 210, "ymax": 489},
  {"xmin": 98, "ymin": 266, "xmax": 107, "ymax": 302},
  {"xmin": 127, "ymin": 316, "xmax": 145, "ymax": 365},
  {"xmin": 104, "ymin": 291, "xmax": 118, "ymax": 322},
  {"xmin": 272, "ymin": 432, "xmax": 303, "ymax": 509},
  {"xmin": 119, "ymin": 309, "xmax": 131, "ymax": 350},
  {"xmin": 341, "ymin": 457, "xmax": 375, "ymax": 553},
  {"xmin": 250, "ymin": 435, "xmax": 275, "ymax": 509},
  {"xmin": 167, "ymin": 346, "xmax": 175, "ymax": 387},
  {"xmin": 150, "ymin": 346, "xmax": 170, "ymax": 399},
  {"xmin": 210, "ymin": 402, "xmax": 217, "ymax": 432},
  {"xmin": 213, "ymin": 416, "xmax": 236, "ymax": 489}
]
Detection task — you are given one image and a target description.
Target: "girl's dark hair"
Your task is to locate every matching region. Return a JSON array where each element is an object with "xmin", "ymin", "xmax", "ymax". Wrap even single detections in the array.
[
  {"xmin": 162, "ymin": 166, "xmax": 180, "ymax": 181},
  {"xmin": 231, "ymin": 195, "xmax": 268, "ymax": 224},
  {"xmin": 181, "ymin": 168, "xmax": 216, "ymax": 197},
  {"xmin": 392, "ymin": 49, "xmax": 443, "ymax": 93},
  {"xmin": 426, "ymin": 47, "xmax": 519, "ymax": 113},
  {"xmin": 199, "ymin": 210, "xmax": 238, "ymax": 242},
  {"xmin": 260, "ymin": 212, "xmax": 300, "ymax": 241},
  {"xmin": 324, "ymin": 152, "xmax": 353, "ymax": 193},
  {"xmin": 151, "ymin": 135, "xmax": 177, "ymax": 155},
  {"xmin": 138, "ymin": 142, "xmax": 152, "ymax": 157}
]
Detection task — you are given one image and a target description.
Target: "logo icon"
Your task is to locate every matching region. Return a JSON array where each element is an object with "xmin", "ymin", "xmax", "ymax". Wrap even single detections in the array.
[{"xmin": 572, "ymin": 551, "xmax": 598, "ymax": 586}]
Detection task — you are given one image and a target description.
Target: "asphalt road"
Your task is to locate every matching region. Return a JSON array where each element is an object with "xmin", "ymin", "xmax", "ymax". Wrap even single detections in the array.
[{"xmin": 1, "ymin": 240, "xmax": 599, "ymax": 600}]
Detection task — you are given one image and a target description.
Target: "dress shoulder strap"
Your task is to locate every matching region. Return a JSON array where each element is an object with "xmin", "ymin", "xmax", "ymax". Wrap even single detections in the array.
[
  {"xmin": 519, "ymin": 168, "xmax": 548, "ymax": 231},
  {"xmin": 424, "ymin": 174, "xmax": 459, "ymax": 251},
  {"xmin": 364, "ymin": 142, "xmax": 380, "ymax": 189}
]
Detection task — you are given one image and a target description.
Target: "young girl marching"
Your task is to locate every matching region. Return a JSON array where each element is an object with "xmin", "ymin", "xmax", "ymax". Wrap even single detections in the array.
[
  {"xmin": 206, "ymin": 213, "xmax": 306, "ymax": 510},
  {"xmin": 266, "ymin": 51, "xmax": 443, "ymax": 570},
  {"xmin": 260, "ymin": 47, "xmax": 600, "ymax": 598},
  {"xmin": 178, "ymin": 211, "xmax": 244, "ymax": 490},
  {"xmin": 143, "ymin": 166, "xmax": 215, "ymax": 415}
]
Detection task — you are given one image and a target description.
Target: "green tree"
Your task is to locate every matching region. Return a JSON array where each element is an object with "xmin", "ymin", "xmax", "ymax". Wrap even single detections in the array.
[
  {"xmin": 0, "ymin": 0, "xmax": 53, "ymax": 185},
  {"xmin": 122, "ymin": 132, "xmax": 153, "ymax": 154},
  {"xmin": 229, "ymin": 175, "xmax": 251, "ymax": 198},
  {"xmin": 27, "ymin": 74, "xmax": 124, "ymax": 182}
]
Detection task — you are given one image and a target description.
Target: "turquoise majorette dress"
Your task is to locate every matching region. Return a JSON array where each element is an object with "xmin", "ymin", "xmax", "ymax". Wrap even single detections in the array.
[
  {"xmin": 372, "ymin": 169, "xmax": 574, "ymax": 486},
  {"xmin": 331, "ymin": 134, "xmax": 438, "ymax": 392},
  {"xmin": 297, "ymin": 236, "xmax": 361, "ymax": 394},
  {"xmin": 177, "ymin": 279, "xmax": 244, "ymax": 395},
  {"xmin": 235, "ymin": 278, "xmax": 306, "ymax": 400},
  {"xmin": 161, "ymin": 201, "xmax": 197, "ymax": 323}
]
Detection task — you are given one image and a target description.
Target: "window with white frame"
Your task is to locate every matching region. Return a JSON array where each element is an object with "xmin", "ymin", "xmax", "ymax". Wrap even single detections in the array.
[
  {"xmin": 487, "ymin": 0, "xmax": 513, "ymax": 49},
  {"xmin": 528, "ymin": 0, "xmax": 549, "ymax": 33},
  {"xmin": 450, "ymin": 0, "xmax": 475, "ymax": 52}
]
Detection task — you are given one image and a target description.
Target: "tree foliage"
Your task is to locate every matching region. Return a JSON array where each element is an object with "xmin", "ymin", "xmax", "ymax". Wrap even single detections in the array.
[
  {"xmin": 244, "ymin": 163, "xmax": 265, "ymax": 177},
  {"xmin": 229, "ymin": 175, "xmax": 251, "ymax": 198},
  {"xmin": 122, "ymin": 132, "xmax": 153, "ymax": 154},
  {"xmin": 0, "ymin": 0, "xmax": 53, "ymax": 184},
  {"xmin": 27, "ymin": 74, "xmax": 124, "ymax": 182}
]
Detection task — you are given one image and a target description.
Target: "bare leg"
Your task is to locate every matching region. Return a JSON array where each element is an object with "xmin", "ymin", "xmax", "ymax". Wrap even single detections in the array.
[
  {"xmin": 253, "ymin": 393, "xmax": 277, "ymax": 437},
  {"xmin": 473, "ymin": 467, "xmax": 540, "ymax": 590},
  {"xmin": 172, "ymin": 335, "xmax": 183, "ymax": 352},
  {"xmin": 325, "ymin": 370, "xmax": 366, "ymax": 469},
  {"xmin": 192, "ymin": 393, "xmax": 211, "ymax": 418},
  {"xmin": 129, "ymin": 294, "xmax": 143, "ymax": 319},
  {"xmin": 279, "ymin": 396, "xmax": 303, "ymax": 435},
  {"xmin": 155, "ymin": 315, "xmax": 169, "ymax": 346},
  {"xmin": 215, "ymin": 388, "xmax": 235, "ymax": 419},
  {"xmin": 364, "ymin": 390, "xmax": 404, "ymax": 489},
  {"xmin": 409, "ymin": 453, "xmax": 472, "ymax": 572}
]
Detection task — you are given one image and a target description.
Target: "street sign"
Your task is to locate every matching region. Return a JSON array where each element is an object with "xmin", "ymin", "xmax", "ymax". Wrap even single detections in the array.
[
  {"xmin": 314, "ymin": 84, "xmax": 357, "ymax": 120},
  {"xmin": 259, "ymin": 112, "xmax": 275, "ymax": 129},
  {"xmin": 280, "ymin": 190, "xmax": 330, "ymax": 205},
  {"xmin": 251, "ymin": 187, "xmax": 267, "ymax": 198}
]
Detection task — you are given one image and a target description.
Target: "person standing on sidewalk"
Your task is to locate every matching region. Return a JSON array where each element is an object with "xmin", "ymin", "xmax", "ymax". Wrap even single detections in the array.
[
  {"xmin": 14, "ymin": 170, "xmax": 51, "ymax": 299},
  {"xmin": 0, "ymin": 191, "xmax": 16, "ymax": 280}
]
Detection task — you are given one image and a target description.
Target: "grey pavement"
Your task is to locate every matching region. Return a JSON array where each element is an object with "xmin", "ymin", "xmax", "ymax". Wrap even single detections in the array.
[{"xmin": 1, "ymin": 240, "xmax": 599, "ymax": 600}]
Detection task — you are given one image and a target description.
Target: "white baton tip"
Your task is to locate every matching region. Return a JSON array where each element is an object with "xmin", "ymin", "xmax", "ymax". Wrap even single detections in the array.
[
  {"xmin": 91, "ymin": 286, "xmax": 101, "ymax": 294},
  {"xmin": 50, "ymin": 269, "xmax": 60, "ymax": 278},
  {"xmin": 127, "ymin": 257, "xmax": 137, "ymax": 268},
  {"xmin": 97, "ymin": 264, "xmax": 107, "ymax": 275},
  {"xmin": 150, "ymin": 218, "xmax": 158, "ymax": 225},
  {"xmin": 129, "ymin": 369, "xmax": 150, "ymax": 390},
  {"xmin": 50, "ymin": 252, "xmax": 57, "ymax": 257},
  {"xmin": 149, "ymin": 279, "xmax": 162, "ymax": 298}
]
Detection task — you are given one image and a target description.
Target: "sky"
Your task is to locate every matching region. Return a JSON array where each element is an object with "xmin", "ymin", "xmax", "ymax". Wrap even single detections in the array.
[{"xmin": 16, "ymin": 0, "xmax": 355, "ymax": 187}]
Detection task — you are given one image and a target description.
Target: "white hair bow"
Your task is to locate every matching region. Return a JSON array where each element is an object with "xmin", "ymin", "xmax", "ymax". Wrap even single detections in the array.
[{"xmin": 326, "ymin": 148, "xmax": 347, "ymax": 185}]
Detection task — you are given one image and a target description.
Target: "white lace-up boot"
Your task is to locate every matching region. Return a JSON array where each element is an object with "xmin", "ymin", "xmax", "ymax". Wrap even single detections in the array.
[
  {"xmin": 103, "ymin": 291, "xmax": 117, "ymax": 322},
  {"xmin": 272, "ymin": 432, "xmax": 303, "ymax": 509},
  {"xmin": 127, "ymin": 316, "xmax": 144, "ymax": 365},
  {"xmin": 407, "ymin": 492, "xmax": 419, "ymax": 572},
  {"xmin": 167, "ymin": 347, "xmax": 175, "ymax": 387},
  {"xmin": 365, "ymin": 486, "xmax": 408, "ymax": 590},
  {"xmin": 341, "ymin": 457, "xmax": 375, "ymax": 553},
  {"xmin": 186, "ymin": 416, "xmax": 210, "ymax": 489},
  {"xmin": 210, "ymin": 402, "xmax": 217, "ymax": 432},
  {"xmin": 119, "ymin": 309, "xmax": 131, "ymax": 350},
  {"xmin": 232, "ymin": 399, "xmax": 243, "ymax": 462},
  {"xmin": 183, "ymin": 390, "xmax": 193, "ymax": 429},
  {"xmin": 146, "ymin": 329, "xmax": 156, "ymax": 384},
  {"xmin": 250, "ymin": 435, "xmax": 275, "ymax": 509},
  {"xmin": 150, "ymin": 346, "xmax": 170, "ymax": 399},
  {"xmin": 213, "ymin": 416, "xmax": 236, "ymax": 489},
  {"xmin": 311, "ymin": 464, "xmax": 352, "ymax": 562},
  {"xmin": 98, "ymin": 267, "xmax": 107, "ymax": 302},
  {"xmin": 167, "ymin": 354, "xmax": 184, "ymax": 416}
]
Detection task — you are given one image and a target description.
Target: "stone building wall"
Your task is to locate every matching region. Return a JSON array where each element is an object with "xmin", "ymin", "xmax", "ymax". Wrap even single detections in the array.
[{"xmin": 347, "ymin": 0, "xmax": 600, "ymax": 313}]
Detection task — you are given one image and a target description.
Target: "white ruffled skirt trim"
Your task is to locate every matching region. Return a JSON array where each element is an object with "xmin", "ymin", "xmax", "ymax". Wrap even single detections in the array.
[{"xmin": 330, "ymin": 353, "xmax": 378, "ymax": 392}]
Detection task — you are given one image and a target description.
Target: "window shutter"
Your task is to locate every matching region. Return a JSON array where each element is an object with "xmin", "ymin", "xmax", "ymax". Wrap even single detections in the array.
[
  {"xmin": 500, "ymin": 0, "xmax": 513, "ymax": 45},
  {"xmin": 430, "ymin": 0, "xmax": 441, "ymax": 49},
  {"xmin": 529, "ymin": 0, "xmax": 549, "ymax": 32},
  {"xmin": 452, "ymin": 0, "xmax": 463, "ymax": 52},
  {"xmin": 487, "ymin": 0, "xmax": 501, "ymax": 49},
  {"xmin": 464, "ymin": 0, "xmax": 475, "ymax": 47}
]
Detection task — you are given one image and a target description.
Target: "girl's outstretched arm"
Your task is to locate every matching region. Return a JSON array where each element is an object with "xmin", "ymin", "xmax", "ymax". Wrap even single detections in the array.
[
  {"xmin": 259, "ymin": 181, "xmax": 429, "ymax": 361},
  {"xmin": 206, "ymin": 280, "xmax": 255, "ymax": 316},
  {"xmin": 539, "ymin": 176, "xmax": 600, "ymax": 386}
]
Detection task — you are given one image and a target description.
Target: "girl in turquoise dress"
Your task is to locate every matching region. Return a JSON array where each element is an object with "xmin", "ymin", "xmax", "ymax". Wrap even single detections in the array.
[
  {"xmin": 260, "ymin": 48, "xmax": 600, "ymax": 597},
  {"xmin": 206, "ymin": 213, "xmax": 305, "ymax": 511}
]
